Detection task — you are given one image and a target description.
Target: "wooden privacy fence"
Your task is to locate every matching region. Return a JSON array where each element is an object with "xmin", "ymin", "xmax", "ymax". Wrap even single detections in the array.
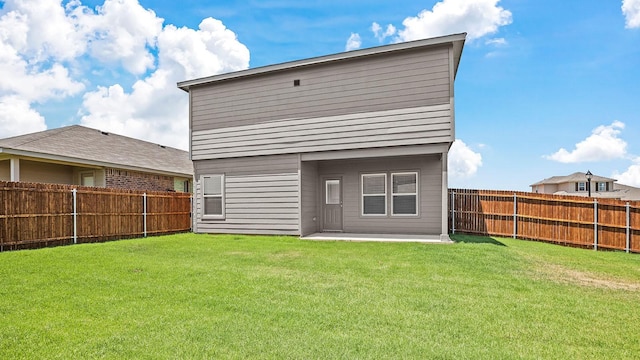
[
  {"xmin": 0, "ymin": 181, "xmax": 191, "ymax": 251},
  {"xmin": 449, "ymin": 189, "xmax": 640, "ymax": 253}
]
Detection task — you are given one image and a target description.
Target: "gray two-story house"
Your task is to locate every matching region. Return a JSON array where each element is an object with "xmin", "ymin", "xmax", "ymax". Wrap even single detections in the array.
[{"xmin": 178, "ymin": 33, "xmax": 466, "ymax": 240}]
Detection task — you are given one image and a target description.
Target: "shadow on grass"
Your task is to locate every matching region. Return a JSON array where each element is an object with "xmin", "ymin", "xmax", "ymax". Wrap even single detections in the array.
[{"xmin": 450, "ymin": 234, "xmax": 506, "ymax": 246}]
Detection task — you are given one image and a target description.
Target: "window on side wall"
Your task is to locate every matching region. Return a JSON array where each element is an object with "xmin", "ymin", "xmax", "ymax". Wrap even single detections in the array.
[
  {"xmin": 597, "ymin": 182, "xmax": 607, "ymax": 191},
  {"xmin": 391, "ymin": 172, "xmax": 418, "ymax": 216},
  {"xmin": 202, "ymin": 174, "xmax": 224, "ymax": 219},
  {"xmin": 362, "ymin": 173, "xmax": 387, "ymax": 216},
  {"xmin": 577, "ymin": 182, "xmax": 586, "ymax": 191},
  {"xmin": 81, "ymin": 172, "xmax": 95, "ymax": 187}
]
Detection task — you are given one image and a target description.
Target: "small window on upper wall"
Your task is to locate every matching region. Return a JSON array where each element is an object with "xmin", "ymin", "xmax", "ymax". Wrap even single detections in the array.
[
  {"xmin": 577, "ymin": 182, "xmax": 586, "ymax": 191},
  {"xmin": 202, "ymin": 174, "xmax": 224, "ymax": 218},
  {"xmin": 392, "ymin": 172, "xmax": 418, "ymax": 216},
  {"xmin": 597, "ymin": 182, "xmax": 607, "ymax": 191}
]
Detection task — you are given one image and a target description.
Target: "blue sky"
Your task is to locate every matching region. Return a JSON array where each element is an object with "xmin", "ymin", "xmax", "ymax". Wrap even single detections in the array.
[{"xmin": 1, "ymin": 0, "xmax": 639, "ymax": 190}]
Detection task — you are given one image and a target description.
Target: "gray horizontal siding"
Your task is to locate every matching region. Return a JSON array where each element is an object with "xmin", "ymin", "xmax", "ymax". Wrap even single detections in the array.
[
  {"xmin": 191, "ymin": 45, "xmax": 451, "ymax": 131},
  {"xmin": 192, "ymin": 104, "xmax": 452, "ymax": 160},
  {"xmin": 192, "ymin": 50, "xmax": 448, "ymax": 104},
  {"xmin": 300, "ymin": 161, "xmax": 318, "ymax": 236},
  {"xmin": 193, "ymin": 73, "xmax": 450, "ymax": 118},
  {"xmin": 194, "ymin": 172, "xmax": 300, "ymax": 235},
  {"xmin": 196, "ymin": 228, "xmax": 300, "ymax": 236},
  {"xmin": 194, "ymin": 154, "xmax": 298, "ymax": 177},
  {"xmin": 192, "ymin": 83, "xmax": 449, "ymax": 126}
]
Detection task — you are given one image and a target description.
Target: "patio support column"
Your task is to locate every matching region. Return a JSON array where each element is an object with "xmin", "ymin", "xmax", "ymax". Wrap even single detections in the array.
[
  {"xmin": 9, "ymin": 157, "xmax": 20, "ymax": 182},
  {"xmin": 441, "ymin": 152, "xmax": 451, "ymax": 241}
]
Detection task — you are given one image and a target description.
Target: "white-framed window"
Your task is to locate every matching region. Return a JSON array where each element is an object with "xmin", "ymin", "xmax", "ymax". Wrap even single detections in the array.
[
  {"xmin": 202, "ymin": 174, "xmax": 224, "ymax": 219},
  {"xmin": 577, "ymin": 182, "xmax": 586, "ymax": 191},
  {"xmin": 391, "ymin": 172, "xmax": 418, "ymax": 216},
  {"xmin": 597, "ymin": 182, "xmax": 607, "ymax": 191},
  {"xmin": 80, "ymin": 171, "xmax": 95, "ymax": 187},
  {"xmin": 361, "ymin": 173, "xmax": 387, "ymax": 216}
]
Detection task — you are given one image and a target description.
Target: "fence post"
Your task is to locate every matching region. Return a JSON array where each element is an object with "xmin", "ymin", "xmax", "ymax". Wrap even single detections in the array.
[
  {"xmin": 143, "ymin": 193, "xmax": 147, "ymax": 238},
  {"xmin": 626, "ymin": 202, "xmax": 630, "ymax": 253},
  {"xmin": 513, "ymin": 193, "xmax": 517, "ymax": 239},
  {"xmin": 451, "ymin": 191, "xmax": 456, "ymax": 234},
  {"xmin": 72, "ymin": 188, "xmax": 77, "ymax": 244},
  {"xmin": 593, "ymin": 199, "xmax": 598, "ymax": 251}
]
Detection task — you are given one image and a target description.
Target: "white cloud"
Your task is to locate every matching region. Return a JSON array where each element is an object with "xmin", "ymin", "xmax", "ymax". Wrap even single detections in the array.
[
  {"xmin": 449, "ymin": 139, "xmax": 483, "ymax": 178},
  {"xmin": 485, "ymin": 37, "xmax": 507, "ymax": 46},
  {"xmin": 345, "ymin": 33, "xmax": 361, "ymax": 51},
  {"xmin": 613, "ymin": 158, "xmax": 640, "ymax": 187},
  {"xmin": 0, "ymin": 2, "xmax": 86, "ymax": 103},
  {"xmin": 0, "ymin": 0, "xmax": 86, "ymax": 137},
  {"xmin": 395, "ymin": 0, "xmax": 512, "ymax": 42},
  {"xmin": 622, "ymin": 0, "xmax": 640, "ymax": 28},
  {"xmin": 372, "ymin": 22, "xmax": 382, "ymax": 38},
  {"xmin": 0, "ymin": 50, "xmax": 85, "ymax": 102},
  {"xmin": 0, "ymin": 0, "xmax": 88, "ymax": 61},
  {"xmin": 159, "ymin": 18, "xmax": 251, "ymax": 80},
  {"xmin": 79, "ymin": 17, "xmax": 250, "ymax": 150},
  {"xmin": 76, "ymin": 0, "xmax": 164, "ymax": 74},
  {"xmin": 545, "ymin": 121, "xmax": 627, "ymax": 163},
  {"xmin": 371, "ymin": 22, "xmax": 396, "ymax": 42},
  {"xmin": 0, "ymin": 0, "xmax": 250, "ymax": 150},
  {"xmin": 0, "ymin": 96, "xmax": 47, "ymax": 137}
]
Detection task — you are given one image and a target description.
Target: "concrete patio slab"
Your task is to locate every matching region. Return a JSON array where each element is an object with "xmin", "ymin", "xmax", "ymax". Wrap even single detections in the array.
[{"xmin": 301, "ymin": 232, "xmax": 453, "ymax": 243}]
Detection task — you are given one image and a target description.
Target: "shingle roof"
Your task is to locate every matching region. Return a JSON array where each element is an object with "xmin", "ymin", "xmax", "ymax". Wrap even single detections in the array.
[
  {"xmin": 553, "ymin": 183, "xmax": 640, "ymax": 201},
  {"xmin": 613, "ymin": 183, "xmax": 640, "ymax": 201},
  {"xmin": 530, "ymin": 172, "xmax": 616, "ymax": 186},
  {"xmin": 0, "ymin": 125, "xmax": 192, "ymax": 176}
]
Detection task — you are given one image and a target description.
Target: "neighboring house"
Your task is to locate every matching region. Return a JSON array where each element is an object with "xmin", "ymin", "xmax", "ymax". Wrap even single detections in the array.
[
  {"xmin": 0, "ymin": 125, "xmax": 193, "ymax": 192},
  {"xmin": 530, "ymin": 172, "xmax": 640, "ymax": 201},
  {"xmin": 178, "ymin": 33, "xmax": 466, "ymax": 239}
]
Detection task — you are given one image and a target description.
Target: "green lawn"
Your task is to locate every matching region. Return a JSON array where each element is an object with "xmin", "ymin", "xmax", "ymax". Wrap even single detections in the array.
[{"xmin": 1, "ymin": 234, "xmax": 639, "ymax": 359}]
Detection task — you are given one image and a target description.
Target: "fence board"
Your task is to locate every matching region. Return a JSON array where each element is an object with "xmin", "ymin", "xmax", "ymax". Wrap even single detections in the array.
[
  {"xmin": 449, "ymin": 189, "xmax": 639, "ymax": 254},
  {"xmin": 0, "ymin": 181, "xmax": 191, "ymax": 251}
]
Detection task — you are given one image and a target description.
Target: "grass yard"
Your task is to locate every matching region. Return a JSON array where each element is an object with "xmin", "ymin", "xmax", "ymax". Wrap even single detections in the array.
[{"xmin": 1, "ymin": 234, "xmax": 639, "ymax": 359}]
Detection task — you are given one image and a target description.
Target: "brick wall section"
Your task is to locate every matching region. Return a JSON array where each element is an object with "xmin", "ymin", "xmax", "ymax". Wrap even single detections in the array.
[{"xmin": 105, "ymin": 168, "xmax": 175, "ymax": 191}]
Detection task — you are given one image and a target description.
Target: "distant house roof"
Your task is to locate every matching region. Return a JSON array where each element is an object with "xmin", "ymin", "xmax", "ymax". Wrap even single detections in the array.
[
  {"xmin": 530, "ymin": 172, "xmax": 616, "ymax": 186},
  {"xmin": 531, "ymin": 172, "xmax": 640, "ymax": 201},
  {"xmin": 177, "ymin": 32, "xmax": 466, "ymax": 91},
  {"xmin": 552, "ymin": 185, "xmax": 640, "ymax": 200},
  {"xmin": 0, "ymin": 125, "xmax": 192, "ymax": 177},
  {"xmin": 611, "ymin": 183, "xmax": 640, "ymax": 200}
]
